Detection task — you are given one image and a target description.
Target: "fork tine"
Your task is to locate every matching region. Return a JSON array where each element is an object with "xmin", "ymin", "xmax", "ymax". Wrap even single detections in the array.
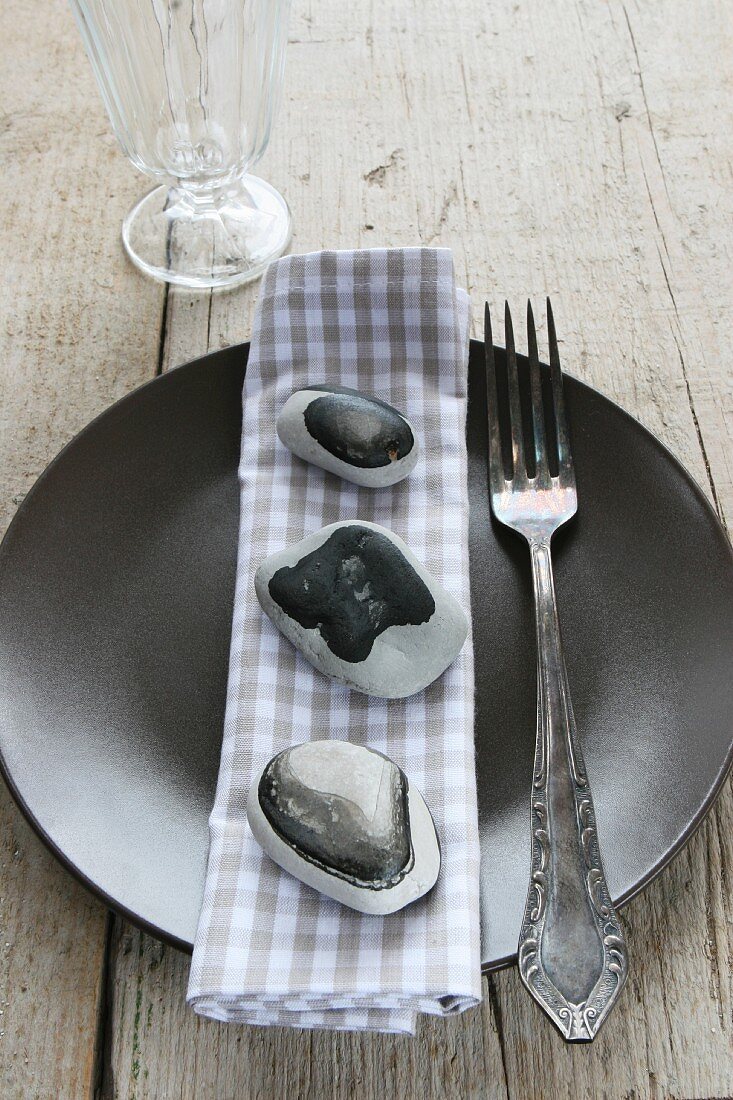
[
  {"xmin": 526, "ymin": 300, "xmax": 548, "ymax": 483},
  {"xmin": 484, "ymin": 303, "xmax": 505, "ymax": 494},
  {"xmin": 547, "ymin": 298, "xmax": 574, "ymax": 483},
  {"xmin": 505, "ymin": 301, "xmax": 526, "ymax": 480}
]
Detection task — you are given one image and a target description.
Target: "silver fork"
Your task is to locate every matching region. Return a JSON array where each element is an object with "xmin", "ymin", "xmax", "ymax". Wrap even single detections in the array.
[{"xmin": 485, "ymin": 300, "xmax": 628, "ymax": 1042}]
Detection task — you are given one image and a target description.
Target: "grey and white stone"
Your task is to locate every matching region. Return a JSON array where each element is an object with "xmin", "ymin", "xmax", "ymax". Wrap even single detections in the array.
[
  {"xmin": 254, "ymin": 520, "xmax": 469, "ymax": 698},
  {"xmin": 247, "ymin": 740, "xmax": 441, "ymax": 915},
  {"xmin": 276, "ymin": 385, "xmax": 419, "ymax": 487}
]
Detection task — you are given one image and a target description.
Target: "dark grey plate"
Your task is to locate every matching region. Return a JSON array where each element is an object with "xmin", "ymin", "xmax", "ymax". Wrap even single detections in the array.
[{"xmin": 0, "ymin": 340, "xmax": 732, "ymax": 967}]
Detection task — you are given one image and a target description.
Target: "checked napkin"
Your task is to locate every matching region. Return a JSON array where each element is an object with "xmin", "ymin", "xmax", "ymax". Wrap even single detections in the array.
[{"xmin": 187, "ymin": 248, "xmax": 482, "ymax": 1034}]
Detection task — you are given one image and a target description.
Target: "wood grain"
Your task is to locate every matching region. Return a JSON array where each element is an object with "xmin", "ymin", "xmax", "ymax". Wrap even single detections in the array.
[
  {"xmin": 1, "ymin": 0, "xmax": 731, "ymax": 1096},
  {"xmin": 0, "ymin": 0, "xmax": 164, "ymax": 1096}
]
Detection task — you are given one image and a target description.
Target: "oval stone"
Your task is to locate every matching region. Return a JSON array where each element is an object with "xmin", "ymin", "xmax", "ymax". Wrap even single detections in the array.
[
  {"xmin": 247, "ymin": 741, "xmax": 441, "ymax": 914},
  {"xmin": 254, "ymin": 520, "xmax": 469, "ymax": 698},
  {"xmin": 276, "ymin": 385, "xmax": 419, "ymax": 487}
]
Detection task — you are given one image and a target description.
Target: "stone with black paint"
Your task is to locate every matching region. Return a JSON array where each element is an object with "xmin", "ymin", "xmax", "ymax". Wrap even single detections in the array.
[
  {"xmin": 254, "ymin": 520, "xmax": 468, "ymax": 697},
  {"xmin": 246, "ymin": 740, "xmax": 441, "ymax": 914},
  {"xmin": 276, "ymin": 385, "xmax": 419, "ymax": 487}
]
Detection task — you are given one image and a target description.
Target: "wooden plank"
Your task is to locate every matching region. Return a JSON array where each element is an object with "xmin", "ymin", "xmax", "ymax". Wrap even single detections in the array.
[
  {"xmin": 0, "ymin": 0, "xmax": 166, "ymax": 1096},
  {"xmin": 13, "ymin": 0, "xmax": 727, "ymax": 1095},
  {"xmin": 0, "ymin": 797, "xmax": 109, "ymax": 1100},
  {"xmin": 482, "ymin": 0, "xmax": 733, "ymax": 1093},
  {"xmin": 616, "ymin": 0, "xmax": 733, "ymax": 530}
]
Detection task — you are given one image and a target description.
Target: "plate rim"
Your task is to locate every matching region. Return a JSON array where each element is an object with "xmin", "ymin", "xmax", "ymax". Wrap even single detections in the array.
[{"xmin": 0, "ymin": 338, "xmax": 731, "ymax": 967}]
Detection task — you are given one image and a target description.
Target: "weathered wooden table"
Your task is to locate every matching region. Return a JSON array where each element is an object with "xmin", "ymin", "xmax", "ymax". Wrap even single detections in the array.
[{"xmin": 2, "ymin": 1, "xmax": 732, "ymax": 1096}]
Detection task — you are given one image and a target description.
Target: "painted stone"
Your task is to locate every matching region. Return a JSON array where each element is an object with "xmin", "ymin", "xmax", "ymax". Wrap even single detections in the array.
[
  {"xmin": 247, "ymin": 740, "xmax": 441, "ymax": 914},
  {"xmin": 276, "ymin": 385, "xmax": 419, "ymax": 487},
  {"xmin": 254, "ymin": 520, "xmax": 468, "ymax": 698}
]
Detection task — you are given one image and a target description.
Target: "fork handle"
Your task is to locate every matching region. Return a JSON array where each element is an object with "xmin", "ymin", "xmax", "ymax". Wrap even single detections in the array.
[{"xmin": 517, "ymin": 539, "xmax": 628, "ymax": 1041}]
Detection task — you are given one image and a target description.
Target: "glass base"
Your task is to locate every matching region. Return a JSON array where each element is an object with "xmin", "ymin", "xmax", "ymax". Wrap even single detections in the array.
[{"xmin": 122, "ymin": 176, "xmax": 292, "ymax": 289}]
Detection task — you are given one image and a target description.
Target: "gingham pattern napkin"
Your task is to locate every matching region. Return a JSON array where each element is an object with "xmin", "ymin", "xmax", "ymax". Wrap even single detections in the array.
[{"xmin": 187, "ymin": 248, "xmax": 482, "ymax": 1034}]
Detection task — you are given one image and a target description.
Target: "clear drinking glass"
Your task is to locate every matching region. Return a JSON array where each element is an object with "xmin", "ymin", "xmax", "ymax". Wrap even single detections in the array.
[{"xmin": 69, "ymin": 0, "xmax": 292, "ymax": 288}]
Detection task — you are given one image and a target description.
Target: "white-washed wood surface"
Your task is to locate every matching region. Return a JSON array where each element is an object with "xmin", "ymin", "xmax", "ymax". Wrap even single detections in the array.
[{"xmin": 1, "ymin": 0, "xmax": 731, "ymax": 1096}]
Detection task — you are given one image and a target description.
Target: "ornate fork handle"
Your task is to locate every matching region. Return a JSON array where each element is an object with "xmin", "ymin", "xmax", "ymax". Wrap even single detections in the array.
[{"xmin": 517, "ymin": 539, "xmax": 628, "ymax": 1042}]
